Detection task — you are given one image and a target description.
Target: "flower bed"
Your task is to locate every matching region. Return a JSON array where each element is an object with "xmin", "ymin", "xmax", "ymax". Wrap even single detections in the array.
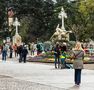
[{"xmin": 27, "ymin": 51, "xmax": 94, "ymax": 64}]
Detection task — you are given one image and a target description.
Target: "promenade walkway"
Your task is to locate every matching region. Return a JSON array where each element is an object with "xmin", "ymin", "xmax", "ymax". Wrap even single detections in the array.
[{"xmin": 0, "ymin": 56, "xmax": 94, "ymax": 90}]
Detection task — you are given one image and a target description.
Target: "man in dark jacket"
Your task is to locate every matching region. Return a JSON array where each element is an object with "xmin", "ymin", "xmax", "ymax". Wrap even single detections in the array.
[
  {"xmin": 17, "ymin": 45, "xmax": 23, "ymax": 63},
  {"xmin": 54, "ymin": 44, "xmax": 60, "ymax": 68},
  {"xmin": 22, "ymin": 45, "xmax": 28, "ymax": 63}
]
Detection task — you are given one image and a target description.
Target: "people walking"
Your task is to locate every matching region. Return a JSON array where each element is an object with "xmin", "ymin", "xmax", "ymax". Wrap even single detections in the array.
[
  {"xmin": 9, "ymin": 45, "xmax": 13, "ymax": 58},
  {"xmin": 13, "ymin": 44, "xmax": 18, "ymax": 57},
  {"xmin": 17, "ymin": 45, "xmax": 23, "ymax": 63},
  {"xmin": 30, "ymin": 42, "xmax": 35, "ymax": 56},
  {"xmin": 2, "ymin": 44, "xmax": 7, "ymax": 61},
  {"xmin": 22, "ymin": 45, "xmax": 28, "ymax": 63},
  {"xmin": 72, "ymin": 42, "xmax": 84, "ymax": 86},
  {"xmin": 54, "ymin": 43, "xmax": 60, "ymax": 69}
]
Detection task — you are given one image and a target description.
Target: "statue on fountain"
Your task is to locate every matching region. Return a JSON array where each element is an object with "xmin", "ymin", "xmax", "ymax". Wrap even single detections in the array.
[{"xmin": 51, "ymin": 7, "xmax": 71, "ymax": 43}]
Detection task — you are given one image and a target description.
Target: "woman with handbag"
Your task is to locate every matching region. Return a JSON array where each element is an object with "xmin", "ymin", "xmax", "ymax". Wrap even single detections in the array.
[{"xmin": 72, "ymin": 42, "xmax": 84, "ymax": 86}]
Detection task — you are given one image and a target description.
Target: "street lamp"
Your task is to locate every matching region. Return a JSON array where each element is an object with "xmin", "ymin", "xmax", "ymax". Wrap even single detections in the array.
[{"xmin": 8, "ymin": 7, "xmax": 14, "ymax": 31}]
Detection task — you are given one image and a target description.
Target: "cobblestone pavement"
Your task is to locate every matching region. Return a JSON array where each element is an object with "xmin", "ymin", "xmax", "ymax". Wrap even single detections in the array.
[
  {"xmin": 0, "ymin": 55, "xmax": 94, "ymax": 90},
  {"xmin": 0, "ymin": 75, "xmax": 64, "ymax": 90}
]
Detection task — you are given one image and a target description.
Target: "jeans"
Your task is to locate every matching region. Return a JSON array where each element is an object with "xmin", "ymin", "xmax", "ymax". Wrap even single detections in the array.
[
  {"xmin": 61, "ymin": 58, "xmax": 66, "ymax": 68},
  {"xmin": 75, "ymin": 69, "xmax": 81, "ymax": 85},
  {"xmin": 54, "ymin": 55, "xmax": 60, "ymax": 68},
  {"xmin": 19, "ymin": 53, "xmax": 22, "ymax": 62},
  {"xmin": 10, "ymin": 52, "xmax": 13, "ymax": 58},
  {"xmin": 22, "ymin": 55, "xmax": 27, "ymax": 63},
  {"xmin": 2, "ymin": 50, "xmax": 7, "ymax": 61}
]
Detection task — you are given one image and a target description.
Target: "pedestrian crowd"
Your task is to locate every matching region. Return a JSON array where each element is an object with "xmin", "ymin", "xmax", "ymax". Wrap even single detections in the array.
[
  {"xmin": 0, "ymin": 43, "xmax": 28, "ymax": 63},
  {"xmin": 0, "ymin": 41, "xmax": 86, "ymax": 86}
]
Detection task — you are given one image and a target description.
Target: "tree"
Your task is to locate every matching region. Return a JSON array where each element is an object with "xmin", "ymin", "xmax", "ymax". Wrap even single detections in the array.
[
  {"xmin": 0, "ymin": 0, "xmax": 7, "ymax": 30},
  {"xmin": 1, "ymin": 0, "xmax": 94, "ymax": 42},
  {"xmin": 78, "ymin": 0, "xmax": 94, "ymax": 41},
  {"xmin": 12, "ymin": 0, "xmax": 55, "ymax": 42}
]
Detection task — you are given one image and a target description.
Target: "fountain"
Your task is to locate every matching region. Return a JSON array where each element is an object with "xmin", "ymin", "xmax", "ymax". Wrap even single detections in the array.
[{"xmin": 51, "ymin": 7, "xmax": 71, "ymax": 43}]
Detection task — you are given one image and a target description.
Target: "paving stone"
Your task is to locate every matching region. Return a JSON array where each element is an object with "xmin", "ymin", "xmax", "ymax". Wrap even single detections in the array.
[
  {"xmin": 0, "ymin": 77, "xmax": 64, "ymax": 90},
  {"xmin": 0, "ymin": 57, "xmax": 94, "ymax": 90}
]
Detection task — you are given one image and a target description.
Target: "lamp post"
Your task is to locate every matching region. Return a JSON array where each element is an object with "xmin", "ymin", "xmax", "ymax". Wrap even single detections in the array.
[
  {"xmin": 8, "ymin": 7, "xmax": 14, "ymax": 32},
  {"xmin": 4, "ymin": 1, "xmax": 14, "ymax": 43}
]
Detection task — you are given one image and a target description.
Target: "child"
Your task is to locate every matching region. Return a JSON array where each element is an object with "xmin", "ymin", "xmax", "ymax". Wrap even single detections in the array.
[{"xmin": 60, "ymin": 51, "xmax": 66, "ymax": 69}]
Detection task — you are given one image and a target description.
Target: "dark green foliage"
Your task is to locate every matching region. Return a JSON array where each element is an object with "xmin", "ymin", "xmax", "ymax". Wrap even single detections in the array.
[{"xmin": 0, "ymin": 0, "xmax": 94, "ymax": 42}]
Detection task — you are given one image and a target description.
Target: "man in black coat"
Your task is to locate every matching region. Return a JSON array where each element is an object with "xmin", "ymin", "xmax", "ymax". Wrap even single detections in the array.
[
  {"xmin": 17, "ymin": 45, "xmax": 23, "ymax": 63},
  {"xmin": 22, "ymin": 45, "xmax": 28, "ymax": 63}
]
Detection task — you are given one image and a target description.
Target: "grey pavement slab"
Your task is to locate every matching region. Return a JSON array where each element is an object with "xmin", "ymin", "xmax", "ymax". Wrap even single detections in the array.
[
  {"xmin": 0, "ymin": 77, "xmax": 63, "ymax": 90},
  {"xmin": 0, "ymin": 59, "xmax": 94, "ymax": 90}
]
